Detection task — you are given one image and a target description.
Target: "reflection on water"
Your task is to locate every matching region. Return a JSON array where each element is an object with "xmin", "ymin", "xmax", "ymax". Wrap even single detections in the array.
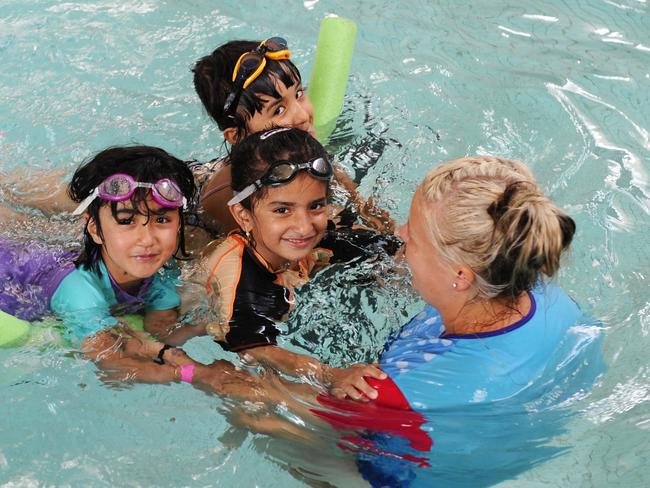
[{"xmin": 0, "ymin": 0, "xmax": 649, "ymax": 486}]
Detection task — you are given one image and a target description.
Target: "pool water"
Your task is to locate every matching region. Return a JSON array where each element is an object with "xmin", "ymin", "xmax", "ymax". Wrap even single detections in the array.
[{"xmin": 1, "ymin": 0, "xmax": 649, "ymax": 486}]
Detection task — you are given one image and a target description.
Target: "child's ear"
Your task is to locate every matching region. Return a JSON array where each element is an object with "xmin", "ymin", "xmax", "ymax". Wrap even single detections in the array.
[
  {"xmin": 86, "ymin": 216, "xmax": 103, "ymax": 245},
  {"xmin": 223, "ymin": 127, "xmax": 241, "ymax": 145},
  {"xmin": 229, "ymin": 203, "xmax": 253, "ymax": 233}
]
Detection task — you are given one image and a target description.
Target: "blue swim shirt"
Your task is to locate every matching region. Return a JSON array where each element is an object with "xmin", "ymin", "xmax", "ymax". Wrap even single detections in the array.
[
  {"xmin": 360, "ymin": 282, "xmax": 604, "ymax": 487},
  {"xmin": 50, "ymin": 259, "xmax": 180, "ymax": 341}
]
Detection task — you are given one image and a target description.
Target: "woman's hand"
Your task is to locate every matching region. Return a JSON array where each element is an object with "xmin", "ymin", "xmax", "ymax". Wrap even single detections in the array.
[{"xmin": 327, "ymin": 363, "xmax": 387, "ymax": 402}]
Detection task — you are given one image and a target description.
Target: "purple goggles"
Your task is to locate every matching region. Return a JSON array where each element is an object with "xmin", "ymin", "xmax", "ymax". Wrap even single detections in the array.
[{"xmin": 72, "ymin": 173, "xmax": 186, "ymax": 216}]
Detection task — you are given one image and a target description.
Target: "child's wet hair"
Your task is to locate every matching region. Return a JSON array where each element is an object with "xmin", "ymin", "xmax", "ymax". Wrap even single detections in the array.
[
  {"xmin": 192, "ymin": 40, "xmax": 302, "ymax": 135},
  {"xmin": 68, "ymin": 145, "xmax": 196, "ymax": 272},
  {"xmin": 230, "ymin": 128, "xmax": 330, "ymax": 210}
]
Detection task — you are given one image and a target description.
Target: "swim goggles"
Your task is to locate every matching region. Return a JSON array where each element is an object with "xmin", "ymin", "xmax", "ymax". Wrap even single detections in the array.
[
  {"xmin": 223, "ymin": 37, "xmax": 291, "ymax": 119},
  {"xmin": 72, "ymin": 173, "xmax": 186, "ymax": 216},
  {"xmin": 227, "ymin": 157, "xmax": 333, "ymax": 206}
]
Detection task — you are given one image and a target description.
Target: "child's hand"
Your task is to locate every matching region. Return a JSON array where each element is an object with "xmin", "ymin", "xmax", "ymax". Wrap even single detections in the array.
[
  {"xmin": 328, "ymin": 364, "xmax": 387, "ymax": 402},
  {"xmin": 360, "ymin": 196, "xmax": 396, "ymax": 235}
]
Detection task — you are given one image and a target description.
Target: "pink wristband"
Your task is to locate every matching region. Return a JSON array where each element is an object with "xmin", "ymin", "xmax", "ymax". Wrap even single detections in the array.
[{"xmin": 179, "ymin": 364, "xmax": 195, "ymax": 383}]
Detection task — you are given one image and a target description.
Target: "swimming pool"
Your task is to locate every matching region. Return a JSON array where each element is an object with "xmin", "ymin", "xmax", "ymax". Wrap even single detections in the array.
[{"xmin": 1, "ymin": 0, "xmax": 649, "ymax": 486}]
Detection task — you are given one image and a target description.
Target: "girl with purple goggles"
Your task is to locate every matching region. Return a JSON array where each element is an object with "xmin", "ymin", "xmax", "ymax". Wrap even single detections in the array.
[{"xmin": 0, "ymin": 145, "xmax": 204, "ymax": 387}]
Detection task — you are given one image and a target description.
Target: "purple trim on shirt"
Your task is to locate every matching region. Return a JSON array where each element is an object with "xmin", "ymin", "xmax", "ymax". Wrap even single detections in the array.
[
  {"xmin": 442, "ymin": 291, "xmax": 537, "ymax": 339},
  {"xmin": 106, "ymin": 267, "xmax": 153, "ymax": 304}
]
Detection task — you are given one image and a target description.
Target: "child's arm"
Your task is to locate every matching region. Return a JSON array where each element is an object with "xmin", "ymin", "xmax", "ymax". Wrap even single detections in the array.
[
  {"xmin": 144, "ymin": 308, "xmax": 206, "ymax": 346},
  {"xmin": 142, "ymin": 262, "xmax": 207, "ymax": 346},
  {"xmin": 80, "ymin": 329, "xmax": 183, "ymax": 384},
  {"xmin": 332, "ymin": 165, "xmax": 396, "ymax": 235},
  {"xmin": 240, "ymin": 345, "xmax": 386, "ymax": 401},
  {"xmin": 1, "ymin": 168, "xmax": 74, "ymax": 215}
]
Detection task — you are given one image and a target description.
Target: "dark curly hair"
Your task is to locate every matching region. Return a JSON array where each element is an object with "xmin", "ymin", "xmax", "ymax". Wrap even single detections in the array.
[
  {"xmin": 229, "ymin": 127, "xmax": 330, "ymax": 210},
  {"xmin": 192, "ymin": 39, "xmax": 302, "ymax": 137},
  {"xmin": 68, "ymin": 145, "xmax": 196, "ymax": 273}
]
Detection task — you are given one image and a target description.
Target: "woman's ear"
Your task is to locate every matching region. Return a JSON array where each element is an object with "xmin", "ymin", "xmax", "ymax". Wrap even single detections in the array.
[
  {"xmin": 86, "ymin": 216, "xmax": 103, "ymax": 245},
  {"xmin": 454, "ymin": 265, "xmax": 475, "ymax": 291},
  {"xmin": 229, "ymin": 203, "xmax": 253, "ymax": 233},
  {"xmin": 223, "ymin": 127, "xmax": 241, "ymax": 145}
]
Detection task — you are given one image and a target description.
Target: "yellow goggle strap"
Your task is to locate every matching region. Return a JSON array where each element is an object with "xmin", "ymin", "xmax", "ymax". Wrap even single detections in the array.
[
  {"xmin": 258, "ymin": 38, "xmax": 291, "ymax": 61},
  {"xmin": 230, "ymin": 48, "xmax": 292, "ymax": 89}
]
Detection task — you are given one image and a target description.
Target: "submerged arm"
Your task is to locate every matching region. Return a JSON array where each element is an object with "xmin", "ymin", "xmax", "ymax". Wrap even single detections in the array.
[
  {"xmin": 333, "ymin": 165, "xmax": 396, "ymax": 235},
  {"xmin": 81, "ymin": 329, "xmax": 182, "ymax": 384},
  {"xmin": 144, "ymin": 308, "xmax": 206, "ymax": 347},
  {"xmin": 241, "ymin": 345, "xmax": 386, "ymax": 401}
]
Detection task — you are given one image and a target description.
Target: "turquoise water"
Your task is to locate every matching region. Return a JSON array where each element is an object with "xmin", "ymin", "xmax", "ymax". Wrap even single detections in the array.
[{"xmin": 1, "ymin": 0, "xmax": 649, "ymax": 486}]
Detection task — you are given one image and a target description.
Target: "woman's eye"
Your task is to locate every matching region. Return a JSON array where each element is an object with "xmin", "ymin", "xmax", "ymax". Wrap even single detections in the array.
[
  {"xmin": 274, "ymin": 105, "xmax": 286, "ymax": 116},
  {"xmin": 311, "ymin": 201, "xmax": 326, "ymax": 211},
  {"xmin": 296, "ymin": 88, "xmax": 304, "ymax": 99},
  {"xmin": 117, "ymin": 218, "xmax": 134, "ymax": 225},
  {"xmin": 273, "ymin": 207, "xmax": 289, "ymax": 214},
  {"xmin": 155, "ymin": 215, "xmax": 171, "ymax": 224}
]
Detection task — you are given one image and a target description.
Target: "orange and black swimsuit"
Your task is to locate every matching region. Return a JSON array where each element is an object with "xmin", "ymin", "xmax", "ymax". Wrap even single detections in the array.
[{"xmin": 201, "ymin": 224, "xmax": 400, "ymax": 352}]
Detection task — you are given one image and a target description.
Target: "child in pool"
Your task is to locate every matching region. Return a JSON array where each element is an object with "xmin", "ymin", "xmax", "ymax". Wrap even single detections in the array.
[
  {"xmin": 2, "ymin": 37, "xmax": 393, "ymax": 242},
  {"xmin": 0, "ymin": 146, "xmax": 204, "ymax": 383},
  {"xmin": 189, "ymin": 36, "xmax": 394, "ymax": 236},
  {"xmin": 192, "ymin": 127, "xmax": 400, "ymax": 401}
]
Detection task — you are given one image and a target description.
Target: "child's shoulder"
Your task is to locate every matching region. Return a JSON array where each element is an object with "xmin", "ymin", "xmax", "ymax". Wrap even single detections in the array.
[
  {"xmin": 200, "ymin": 234, "xmax": 247, "ymax": 292},
  {"xmin": 51, "ymin": 265, "xmax": 112, "ymax": 312}
]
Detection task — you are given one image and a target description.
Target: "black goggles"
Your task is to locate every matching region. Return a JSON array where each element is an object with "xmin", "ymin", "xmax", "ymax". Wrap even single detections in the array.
[
  {"xmin": 228, "ymin": 157, "xmax": 332, "ymax": 205},
  {"xmin": 223, "ymin": 37, "xmax": 291, "ymax": 119}
]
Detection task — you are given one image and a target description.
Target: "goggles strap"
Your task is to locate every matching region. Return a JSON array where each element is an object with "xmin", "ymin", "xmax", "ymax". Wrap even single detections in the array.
[
  {"xmin": 72, "ymin": 188, "xmax": 99, "ymax": 216},
  {"xmin": 227, "ymin": 181, "xmax": 261, "ymax": 206},
  {"xmin": 241, "ymin": 57, "xmax": 267, "ymax": 90}
]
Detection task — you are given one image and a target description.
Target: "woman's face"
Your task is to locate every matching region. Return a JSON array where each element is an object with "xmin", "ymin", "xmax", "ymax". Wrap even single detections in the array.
[
  {"xmin": 246, "ymin": 79, "xmax": 315, "ymax": 138},
  {"xmin": 243, "ymin": 172, "xmax": 328, "ymax": 270},
  {"xmin": 399, "ymin": 189, "xmax": 457, "ymax": 307},
  {"xmin": 89, "ymin": 198, "xmax": 180, "ymax": 287}
]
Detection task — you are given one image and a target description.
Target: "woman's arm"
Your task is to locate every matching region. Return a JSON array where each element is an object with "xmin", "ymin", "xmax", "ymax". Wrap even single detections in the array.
[{"xmin": 241, "ymin": 345, "xmax": 386, "ymax": 401}]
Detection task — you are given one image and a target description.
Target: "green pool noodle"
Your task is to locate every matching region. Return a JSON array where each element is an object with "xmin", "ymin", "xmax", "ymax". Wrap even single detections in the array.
[
  {"xmin": 0, "ymin": 309, "xmax": 31, "ymax": 348},
  {"xmin": 120, "ymin": 313, "xmax": 145, "ymax": 331},
  {"xmin": 309, "ymin": 16, "xmax": 357, "ymax": 142},
  {"xmin": 0, "ymin": 312, "xmax": 145, "ymax": 348}
]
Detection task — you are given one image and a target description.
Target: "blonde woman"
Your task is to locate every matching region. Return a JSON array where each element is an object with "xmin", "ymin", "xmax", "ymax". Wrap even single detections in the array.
[{"xmin": 312, "ymin": 156, "xmax": 604, "ymax": 486}]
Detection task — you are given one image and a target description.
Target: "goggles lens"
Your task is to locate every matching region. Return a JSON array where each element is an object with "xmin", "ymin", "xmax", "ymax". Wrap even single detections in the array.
[
  {"xmin": 260, "ymin": 37, "xmax": 288, "ymax": 55},
  {"xmin": 98, "ymin": 174, "xmax": 133, "ymax": 199},
  {"xmin": 151, "ymin": 179, "xmax": 184, "ymax": 204},
  {"xmin": 265, "ymin": 159, "xmax": 332, "ymax": 184}
]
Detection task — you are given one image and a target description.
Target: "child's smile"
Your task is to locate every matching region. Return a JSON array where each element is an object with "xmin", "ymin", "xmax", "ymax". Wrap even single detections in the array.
[
  {"xmin": 246, "ymin": 80, "xmax": 315, "ymax": 138},
  {"xmin": 88, "ymin": 198, "xmax": 181, "ymax": 289},
  {"xmin": 246, "ymin": 173, "xmax": 328, "ymax": 270}
]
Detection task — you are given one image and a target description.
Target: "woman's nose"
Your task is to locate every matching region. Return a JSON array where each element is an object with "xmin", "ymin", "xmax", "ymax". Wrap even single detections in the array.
[{"xmin": 398, "ymin": 223, "xmax": 409, "ymax": 242}]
